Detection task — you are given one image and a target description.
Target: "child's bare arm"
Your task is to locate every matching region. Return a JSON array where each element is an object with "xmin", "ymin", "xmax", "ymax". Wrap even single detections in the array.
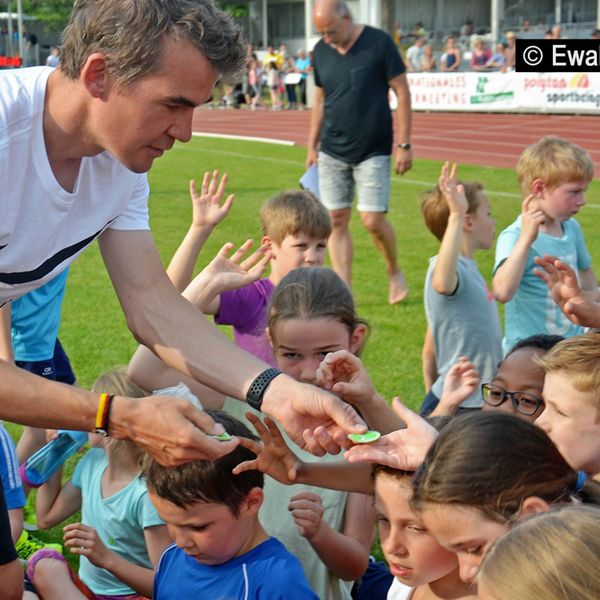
[
  {"xmin": 315, "ymin": 350, "xmax": 405, "ymax": 433},
  {"xmin": 431, "ymin": 162, "xmax": 467, "ymax": 295},
  {"xmin": 233, "ymin": 413, "xmax": 374, "ymax": 494},
  {"xmin": 35, "ymin": 469, "xmax": 82, "ymax": 530},
  {"xmin": 288, "ymin": 491, "xmax": 373, "ymax": 581},
  {"xmin": 422, "ymin": 326, "xmax": 437, "ymax": 391},
  {"xmin": 167, "ymin": 171, "xmax": 234, "ymax": 292},
  {"xmin": 64, "ymin": 522, "xmax": 172, "ymax": 597},
  {"xmin": 493, "ymin": 195, "xmax": 544, "ymax": 303}
]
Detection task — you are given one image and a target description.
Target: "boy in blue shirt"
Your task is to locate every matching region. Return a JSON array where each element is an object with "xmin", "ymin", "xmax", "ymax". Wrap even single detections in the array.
[
  {"xmin": 145, "ymin": 411, "xmax": 318, "ymax": 600},
  {"xmin": 493, "ymin": 136, "xmax": 598, "ymax": 352}
]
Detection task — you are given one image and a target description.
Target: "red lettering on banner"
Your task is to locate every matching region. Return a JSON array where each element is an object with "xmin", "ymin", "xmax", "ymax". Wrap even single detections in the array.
[{"xmin": 0, "ymin": 56, "xmax": 22, "ymax": 67}]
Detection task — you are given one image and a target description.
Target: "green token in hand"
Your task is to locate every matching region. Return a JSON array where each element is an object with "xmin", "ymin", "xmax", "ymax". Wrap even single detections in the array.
[
  {"xmin": 211, "ymin": 432, "xmax": 232, "ymax": 442},
  {"xmin": 348, "ymin": 431, "xmax": 381, "ymax": 444}
]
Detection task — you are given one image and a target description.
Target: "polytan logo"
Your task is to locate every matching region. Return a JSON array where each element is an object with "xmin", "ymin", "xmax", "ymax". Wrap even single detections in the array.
[{"xmin": 568, "ymin": 74, "xmax": 590, "ymax": 88}]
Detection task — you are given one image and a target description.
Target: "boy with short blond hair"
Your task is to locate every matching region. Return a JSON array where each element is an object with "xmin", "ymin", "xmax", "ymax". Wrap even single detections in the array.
[
  {"xmin": 419, "ymin": 162, "xmax": 502, "ymax": 415},
  {"xmin": 146, "ymin": 411, "xmax": 318, "ymax": 599},
  {"xmin": 493, "ymin": 136, "xmax": 598, "ymax": 352},
  {"xmin": 535, "ymin": 332, "xmax": 600, "ymax": 475},
  {"xmin": 259, "ymin": 189, "xmax": 331, "ymax": 244}
]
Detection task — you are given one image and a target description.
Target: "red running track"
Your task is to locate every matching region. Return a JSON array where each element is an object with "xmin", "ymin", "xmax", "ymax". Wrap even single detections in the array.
[{"xmin": 192, "ymin": 108, "xmax": 600, "ymax": 176}]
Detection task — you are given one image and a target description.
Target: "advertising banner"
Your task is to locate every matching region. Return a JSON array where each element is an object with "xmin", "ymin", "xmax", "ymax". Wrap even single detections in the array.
[{"xmin": 404, "ymin": 71, "xmax": 600, "ymax": 114}]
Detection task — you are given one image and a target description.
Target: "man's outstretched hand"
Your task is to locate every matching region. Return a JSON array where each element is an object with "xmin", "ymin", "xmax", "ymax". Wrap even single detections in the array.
[{"xmin": 261, "ymin": 374, "xmax": 367, "ymax": 456}]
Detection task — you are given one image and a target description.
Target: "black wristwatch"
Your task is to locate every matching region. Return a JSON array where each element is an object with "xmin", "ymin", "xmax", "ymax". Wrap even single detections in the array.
[
  {"xmin": 246, "ymin": 368, "xmax": 283, "ymax": 411},
  {"xmin": 397, "ymin": 143, "xmax": 411, "ymax": 150}
]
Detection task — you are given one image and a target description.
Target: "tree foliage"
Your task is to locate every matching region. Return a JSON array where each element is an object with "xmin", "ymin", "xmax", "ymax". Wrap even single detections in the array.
[{"xmin": 21, "ymin": 0, "xmax": 73, "ymax": 30}]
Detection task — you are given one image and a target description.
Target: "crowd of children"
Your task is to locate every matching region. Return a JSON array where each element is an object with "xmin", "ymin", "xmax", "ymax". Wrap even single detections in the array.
[{"xmin": 2, "ymin": 133, "xmax": 600, "ymax": 599}]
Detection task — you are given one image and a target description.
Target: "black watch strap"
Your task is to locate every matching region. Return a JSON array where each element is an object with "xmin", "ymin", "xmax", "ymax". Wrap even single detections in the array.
[{"xmin": 246, "ymin": 368, "xmax": 283, "ymax": 411}]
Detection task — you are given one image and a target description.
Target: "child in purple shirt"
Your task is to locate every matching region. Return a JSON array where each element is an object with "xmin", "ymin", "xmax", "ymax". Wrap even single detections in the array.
[
  {"xmin": 128, "ymin": 174, "xmax": 330, "ymax": 395},
  {"xmin": 203, "ymin": 189, "xmax": 331, "ymax": 366}
]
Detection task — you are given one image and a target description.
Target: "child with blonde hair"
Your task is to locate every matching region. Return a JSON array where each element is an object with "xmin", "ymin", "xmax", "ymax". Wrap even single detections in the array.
[
  {"xmin": 25, "ymin": 370, "xmax": 172, "ymax": 600},
  {"xmin": 420, "ymin": 162, "xmax": 501, "ymax": 415},
  {"xmin": 535, "ymin": 332, "xmax": 600, "ymax": 475},
  {"xmin": 493, "ymin": 136, "xmax": 598, "ymax": 351},
  {"xmin": 478, "ymin": 506, "xmax": 600, "ymax": 600}
]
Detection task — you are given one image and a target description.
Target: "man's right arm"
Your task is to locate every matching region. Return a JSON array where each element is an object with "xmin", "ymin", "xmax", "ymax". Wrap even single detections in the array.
[{"xmin": 306, "ymin": 85, "xmax": 325, "ymax": 169}]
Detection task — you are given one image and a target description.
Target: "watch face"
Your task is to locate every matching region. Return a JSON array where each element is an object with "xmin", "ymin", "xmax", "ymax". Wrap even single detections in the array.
[{"xmin": 400, "ymin": 143, "xmax": 411, "ymax": 150}]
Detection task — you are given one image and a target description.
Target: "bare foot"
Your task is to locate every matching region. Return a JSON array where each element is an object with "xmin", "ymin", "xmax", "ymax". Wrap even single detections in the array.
[{"xmin": 388, "ymin": 270, "xmax": 409, "ymax": 304}]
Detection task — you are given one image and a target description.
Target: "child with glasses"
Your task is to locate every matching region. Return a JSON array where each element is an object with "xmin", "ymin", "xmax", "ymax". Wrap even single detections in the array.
[
  {"xmin": 481, "ymin": 333, "xmax": 563, "ymax": 422},
  {"xmin": 429, "ymin": 333, "xmax": 563, "ymax": 419}
]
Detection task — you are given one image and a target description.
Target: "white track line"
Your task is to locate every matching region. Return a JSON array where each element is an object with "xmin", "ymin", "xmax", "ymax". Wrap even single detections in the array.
[
  {"xmin": 192, "ymin": 132, "xmax": 295, "ymax": 146},
  {"xmin": 176, "ymin": 142, "xmax": 600, "ymax": 208}
]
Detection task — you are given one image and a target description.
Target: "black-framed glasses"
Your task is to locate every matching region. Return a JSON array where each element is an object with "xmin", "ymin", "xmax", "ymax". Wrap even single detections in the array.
[{"xmin": 481, "ymin": 383, "xmax": 544, "ymax": 416}]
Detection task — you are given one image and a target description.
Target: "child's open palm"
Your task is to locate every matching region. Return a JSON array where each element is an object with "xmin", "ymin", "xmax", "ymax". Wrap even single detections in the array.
[
  {"xmin": 185, "ymin": 240, "xmax": 271, "ymax": 308},
  {"xmin": 189, "ymin": 170, "xmax": 235, "ymax": 229},
  {"xmin": 344, "ymin": 398, "xmax": 438, "ymax": 470},
  {"xmin": 233, "ymin": 413, "xmax": 302, "ymax": 485},
  {"xmin": 534, "ymin": 255, "xmax": 600, "ymax": 327},
  {"xmin": 439, "ymin": 161, "xmax": 467, "ymax": 216}
]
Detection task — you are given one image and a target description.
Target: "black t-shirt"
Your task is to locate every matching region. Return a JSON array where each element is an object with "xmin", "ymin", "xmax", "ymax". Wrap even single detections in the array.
[{"xmin": 313, "ymin": 26, "xmax": 405, "ymax": 163}]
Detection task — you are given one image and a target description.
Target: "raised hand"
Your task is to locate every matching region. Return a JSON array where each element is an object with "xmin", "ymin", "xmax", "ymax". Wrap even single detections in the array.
[
  {"xmin": 233, "ymin": 413, "xmax": 302, "ymax": 485},
  {"xmin": 344, "ymin": 398, "xmax": 438, "ymax": 470},
  {"xmin": 439, "ymin": 161, "xmax": 467, "ymax": 216},
  {"xmin": 436, "ymin": 356, "xmax": 479, "ymax": 415},
  {"xmin": 533, "ymin": 255, "xmax": 600, "ymax": 328},
  {"xmin": 288, "ymin": 491, "xmax": 325, "ymax": 539},
  {"xmin": 185, "ymin": 240, "xmax": 271, "ymax": 309},
  {"xmin": 520, "ymin": 194, "xmax": 545, "ymax": 244},
  {"xmin": 189, "ymin": 170, "xmax": 235, "ymax": 229}
]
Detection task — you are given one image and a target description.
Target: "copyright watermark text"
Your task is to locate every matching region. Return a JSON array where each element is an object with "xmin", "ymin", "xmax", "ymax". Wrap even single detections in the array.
[{"xmin": 516, "ymin": 39, "xmax": 600, "ymax": 72}]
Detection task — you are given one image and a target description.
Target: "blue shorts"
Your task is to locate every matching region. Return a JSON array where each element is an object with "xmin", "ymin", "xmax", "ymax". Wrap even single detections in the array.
[
  {"xmin": 16, "ymin": 338, "xmax": 76, "ymax": 385},
  {"xmin": 318, "ymin": 152, "xmax": 391, "ymax": 213}
]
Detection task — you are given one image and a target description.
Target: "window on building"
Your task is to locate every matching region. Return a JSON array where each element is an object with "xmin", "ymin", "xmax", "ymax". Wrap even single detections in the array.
[{"xmin": 269, "ymin": 2, "xmax": 305, "ymax": 40}]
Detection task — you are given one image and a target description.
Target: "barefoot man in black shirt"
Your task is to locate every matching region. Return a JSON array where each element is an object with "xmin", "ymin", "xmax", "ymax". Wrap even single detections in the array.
[{"xmin": 306, "ymin": 0, "xmax": 412, "ymax": 304}]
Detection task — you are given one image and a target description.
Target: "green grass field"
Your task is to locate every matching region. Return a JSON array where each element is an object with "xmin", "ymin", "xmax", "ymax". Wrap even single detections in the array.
[{"xmin": 8, "ymin": 135, "xmax": 600, "ymax": 563}]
